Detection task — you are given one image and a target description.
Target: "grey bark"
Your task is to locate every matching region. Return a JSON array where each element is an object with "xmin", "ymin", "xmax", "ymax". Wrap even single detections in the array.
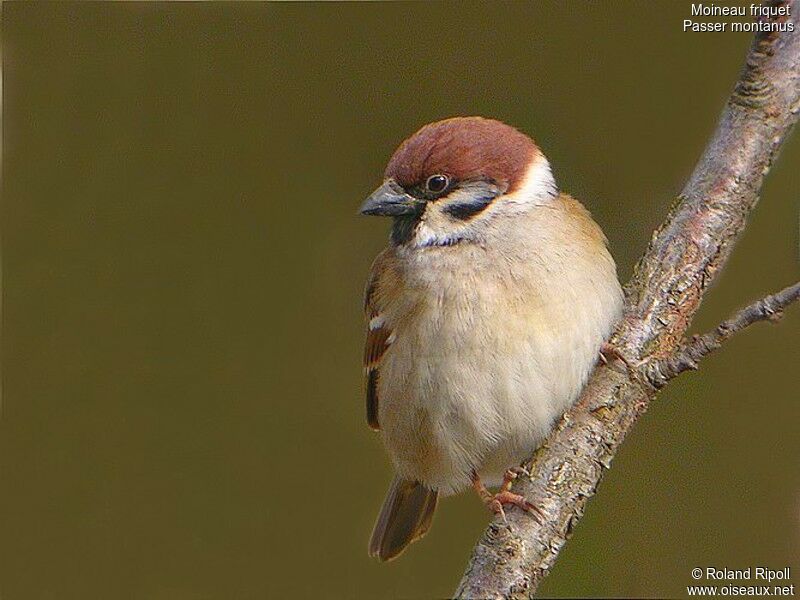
[{"xmin": 455, "ymin": 3, "xmax": 800, "ymax": 598}]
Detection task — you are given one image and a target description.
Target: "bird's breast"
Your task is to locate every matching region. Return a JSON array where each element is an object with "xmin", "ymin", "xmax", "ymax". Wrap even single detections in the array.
[{"xmin": 375, "ymin": 220, "xmax": 622, "ymax": 493}]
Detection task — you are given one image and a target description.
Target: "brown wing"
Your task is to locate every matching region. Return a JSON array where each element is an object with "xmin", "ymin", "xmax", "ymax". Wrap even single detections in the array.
[{"xmin": 363, "ymin": 250, "xmax": 394, "ymax": 431}]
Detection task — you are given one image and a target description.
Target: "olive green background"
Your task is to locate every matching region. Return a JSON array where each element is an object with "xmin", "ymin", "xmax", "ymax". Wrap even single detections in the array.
[{"xmin": 2, "ymin": 2, "xmax": 798, "ymax": 599}]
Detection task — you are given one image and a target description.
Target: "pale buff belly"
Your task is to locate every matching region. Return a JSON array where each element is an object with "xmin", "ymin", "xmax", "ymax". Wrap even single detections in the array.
[{"xmin": 376, "ymin": 293, "xmax": 606, "ymax": 496}]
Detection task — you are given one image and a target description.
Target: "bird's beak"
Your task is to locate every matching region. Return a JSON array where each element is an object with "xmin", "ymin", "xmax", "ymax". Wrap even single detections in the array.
[{"xmin": 360, "ymin": 180, "xmax": 422, "ymax": 217}]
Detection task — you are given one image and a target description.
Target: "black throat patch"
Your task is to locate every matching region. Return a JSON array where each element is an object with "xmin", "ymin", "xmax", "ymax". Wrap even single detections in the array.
[{"xmin": 390, "ymin": 213, "xmax": 422, "ymax": 245}]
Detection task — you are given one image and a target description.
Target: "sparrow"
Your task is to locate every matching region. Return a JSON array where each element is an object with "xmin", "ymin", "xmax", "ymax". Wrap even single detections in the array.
[{"xmin": 360, "ymin": 117, "xmax": 623, "ymax": 561}]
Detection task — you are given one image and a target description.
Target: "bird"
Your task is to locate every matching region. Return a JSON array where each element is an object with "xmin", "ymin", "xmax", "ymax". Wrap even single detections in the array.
[{"xmin": 359, "ymin": 116, "xmax": 623, "ymax": 561}]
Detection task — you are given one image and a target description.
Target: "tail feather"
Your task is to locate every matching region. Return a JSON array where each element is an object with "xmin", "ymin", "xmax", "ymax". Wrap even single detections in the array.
[{"xmin": 369, "ymin": 477, "xmax": 438, "ymax": 561}]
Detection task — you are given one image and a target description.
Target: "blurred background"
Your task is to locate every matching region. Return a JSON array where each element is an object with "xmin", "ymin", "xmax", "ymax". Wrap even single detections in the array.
[{"xmin": 2, "ymin": 2, "xmax": 798, "ymax": 598}]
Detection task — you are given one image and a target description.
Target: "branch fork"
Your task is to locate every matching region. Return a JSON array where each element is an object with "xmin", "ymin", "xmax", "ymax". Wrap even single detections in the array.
[{"xmin": 643, "ymin": 281, "xmax": 800, "ymax": 388}]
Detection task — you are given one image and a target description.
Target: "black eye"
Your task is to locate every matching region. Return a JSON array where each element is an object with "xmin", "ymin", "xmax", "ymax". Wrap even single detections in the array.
[{"xmin": 425, "ymin": 174, "xmax": 449, "ymax": 194}]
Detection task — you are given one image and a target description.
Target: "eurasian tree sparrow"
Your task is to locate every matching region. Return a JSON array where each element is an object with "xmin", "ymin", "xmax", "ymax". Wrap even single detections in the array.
[{"xmin": 360, "ymin": 117, "xmax": 623, "ymax": 561}]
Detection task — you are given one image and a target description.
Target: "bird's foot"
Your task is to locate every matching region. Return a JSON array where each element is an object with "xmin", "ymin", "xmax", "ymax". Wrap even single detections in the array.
[
  {"xmin": 488, "ymin": 490, "xmax": 544, "ymax": 524},
  {"xmin": 471, "ymin": 470, "xmax": 544, "ymax": 524},
  {"xmin": 599, "ymin": 341, "xmax": 644, "ymax": 379},
  {"xmin": 505, "ymin": 465, "xmax": 530, "ymax": 479}
]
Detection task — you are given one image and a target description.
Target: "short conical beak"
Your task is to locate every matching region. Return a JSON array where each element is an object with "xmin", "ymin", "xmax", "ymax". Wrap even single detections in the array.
[{"xmin": 359, "ymin": 180, "xmax": 422, "ymax": 217}]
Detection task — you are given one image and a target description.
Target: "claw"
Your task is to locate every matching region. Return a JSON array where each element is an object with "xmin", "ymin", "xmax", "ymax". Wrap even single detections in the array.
[
  {"xmin": 489, "ymin": 490, "xmax": 544, "ymax": 524},
  {"xmin": 599, "ymin": 342, "xmax": 645, "ymax": 381},
  {"xmin": 471, "ymin": 470, "xmax": 544, "ymax": 524},
  {"xmin": 506, "ymin": 465, "xmax": 531, "ymax": 479}
]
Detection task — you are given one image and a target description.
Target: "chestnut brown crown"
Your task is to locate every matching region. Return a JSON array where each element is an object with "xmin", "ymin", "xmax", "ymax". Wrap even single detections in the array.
[{"xmin": 385, "ymin": 117, "xmax": 540, "ymax": 195}]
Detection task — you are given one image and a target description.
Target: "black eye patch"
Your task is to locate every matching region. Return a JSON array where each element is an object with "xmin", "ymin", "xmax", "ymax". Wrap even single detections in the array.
[{"xmin": 443, "ymin": 191, "xmax": 498, "ymax": 220}]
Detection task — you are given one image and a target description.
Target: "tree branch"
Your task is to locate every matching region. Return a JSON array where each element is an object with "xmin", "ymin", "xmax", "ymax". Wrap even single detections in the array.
[
  {"xmin": 455, "ymin": 2, "xmax": 800, "ymax": 598},
  {"xmin": 644, "ymin": 281, "xmax": 800, "ymax": 388}
]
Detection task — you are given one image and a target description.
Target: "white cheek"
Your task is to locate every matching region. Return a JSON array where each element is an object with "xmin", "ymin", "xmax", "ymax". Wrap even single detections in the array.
[{"xmin": 504, "ymin": 154, "xmax": 558, "ymax": 207}]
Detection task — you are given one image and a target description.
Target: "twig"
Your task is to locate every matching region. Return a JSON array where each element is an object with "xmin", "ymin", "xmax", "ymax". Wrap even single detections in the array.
[
  {"xmin": 644, "ymin": 282, "xmax": 800, "ymax": 388},
  {"xmin": 455, "ymin": 2, "xmax": 800, "ymax": 598}
]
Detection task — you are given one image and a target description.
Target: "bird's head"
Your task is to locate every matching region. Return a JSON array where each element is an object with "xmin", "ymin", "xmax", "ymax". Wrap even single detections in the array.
[{"xmin": 360, "ymin": 117, "xmax": 557, "ymax": 247}]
